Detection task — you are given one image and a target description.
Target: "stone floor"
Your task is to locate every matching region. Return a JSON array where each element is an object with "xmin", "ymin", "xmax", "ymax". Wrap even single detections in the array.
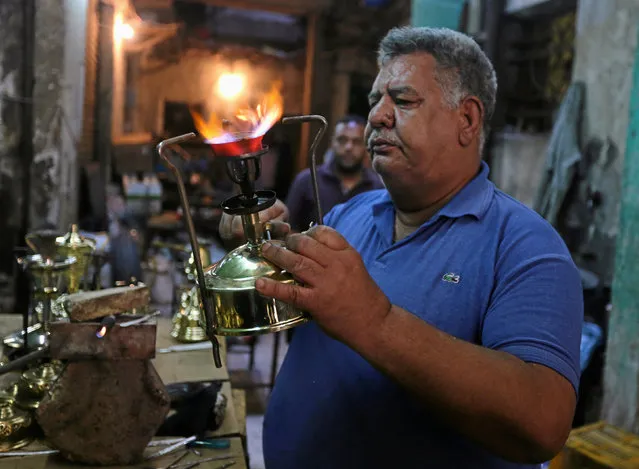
[{"xmin": 226, "ymin": 333, "xmax": 289, "ymax": 469}]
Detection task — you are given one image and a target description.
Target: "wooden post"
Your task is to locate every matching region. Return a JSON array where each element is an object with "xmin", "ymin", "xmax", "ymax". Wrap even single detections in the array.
[
  {"xmin": 297, "ymin": 12, "xmax": 317, "ymax": 172},
  {"xmin": 14, "ymin": 0, "xmax": 36, "ymax": 340},
  {"xmin": 601, "ymin": 26, "xmax": 639, "ymax": 433},
  {"xmin": 331, "ymin": 71, "xmax": 350, "ymax": 128}
]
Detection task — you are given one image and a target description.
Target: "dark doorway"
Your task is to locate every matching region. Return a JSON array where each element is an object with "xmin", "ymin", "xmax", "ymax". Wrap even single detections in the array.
[
  {"xmin": 348, "ymin": 73, "xmax": 374, "ymax": 120},
  {"xmin": 163, "ymin": 101, "xmax": 203, "ymax": 136}
]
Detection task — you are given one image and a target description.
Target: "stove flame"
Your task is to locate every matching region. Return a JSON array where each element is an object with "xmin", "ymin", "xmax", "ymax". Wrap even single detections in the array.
[
  {"xmin": 191, "ymin": 81, "xmax": 283, "ymax": 145},
  {"xmin": 96, "ymin": 326, "xmax": 107, "ymax": 338}
]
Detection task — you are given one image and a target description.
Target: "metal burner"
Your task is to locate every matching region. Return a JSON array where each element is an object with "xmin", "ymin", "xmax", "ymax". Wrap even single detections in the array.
[{"xmin": 157, "ymin": 115, "xmax": 328, "ymax": 369}]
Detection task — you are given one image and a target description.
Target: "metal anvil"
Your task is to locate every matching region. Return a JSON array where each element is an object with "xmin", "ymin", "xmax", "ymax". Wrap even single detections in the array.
[{"xmin": 35, "ymin": 291, "xmax": 170, "ymax": 466}]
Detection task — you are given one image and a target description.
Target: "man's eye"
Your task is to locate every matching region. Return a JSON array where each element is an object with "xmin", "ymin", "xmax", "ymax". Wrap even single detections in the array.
[{"xmin": 395, "ymin": 98, "xmax": 412, "ymax": 105}]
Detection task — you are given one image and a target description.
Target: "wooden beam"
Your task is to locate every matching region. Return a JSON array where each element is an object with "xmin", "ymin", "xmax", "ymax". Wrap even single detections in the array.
[
  {"xmin": 177, "ymin": 0, "xmax": 331, "ymax": 16},
  {"xmin": 297, "ymin": 12, "xmax": 317, "ymax": 172}
]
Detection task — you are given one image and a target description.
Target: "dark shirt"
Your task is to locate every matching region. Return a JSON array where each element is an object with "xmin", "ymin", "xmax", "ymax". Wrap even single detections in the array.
[{"xmin": 285, "ymin": 161, "xmax": 384, "ymax": 232}]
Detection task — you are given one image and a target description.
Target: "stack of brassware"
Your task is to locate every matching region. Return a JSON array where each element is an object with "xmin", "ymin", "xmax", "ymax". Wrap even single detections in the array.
[
  {"xmin": 170, "ymin": 286, "xmax": 207, "ymax": 342},
  {"xmin": 0, "ymin": 360, "xmax": 64, "ymax": 451},
  {"xmin": 4, "ymin": 225, "xmax": 98, "ymax": 356}
]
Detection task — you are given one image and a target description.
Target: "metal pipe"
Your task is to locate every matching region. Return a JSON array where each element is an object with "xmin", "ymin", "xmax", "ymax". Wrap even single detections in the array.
[
  {"xmin": 157, "ymin": 134, "xmax": 222, "ymax": 368},
  {"xmin": 0, "ymin": 347, "xmax": 49, "ymax": 375},
  {"xmin": 119, "ymin": 311, "xmax": 161, "ymax": 328},
  {"xmin": 95, "ymin": 314, "xmax": 117, "ymax": 338},
  {"xmin": 282, "ymin": 115, "xmax": 327, "ymax": 225}
]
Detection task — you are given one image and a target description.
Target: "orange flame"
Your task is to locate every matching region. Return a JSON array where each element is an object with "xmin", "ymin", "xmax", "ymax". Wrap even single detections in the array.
[{"xmin": 191, "ymin": 81, "xmax": 283, "ymax": 144}]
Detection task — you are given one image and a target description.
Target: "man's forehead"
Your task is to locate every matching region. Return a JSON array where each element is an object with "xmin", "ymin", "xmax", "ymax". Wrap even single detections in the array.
[
  {"xmin": 335, "ymin": 121, "xmax": 364, "ymax": 133},
  {"xmin": 373, "ymin": 53, "xmax": 434, "ymax": 89}
]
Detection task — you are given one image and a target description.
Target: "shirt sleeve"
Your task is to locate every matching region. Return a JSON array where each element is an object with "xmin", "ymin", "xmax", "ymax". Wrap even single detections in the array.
[{"xmin": 481, "ymin": 235, "xmax": 584, "ymax": 394}]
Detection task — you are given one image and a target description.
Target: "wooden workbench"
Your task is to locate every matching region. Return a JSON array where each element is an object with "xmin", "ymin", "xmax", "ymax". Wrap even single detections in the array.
[
  {"xmin": 153, "ymin": 318, "xmax": 230, "ymax": 383},
  {"xmin": 0, "ymin": 315, "xmax": 247, "ymax": 469}
]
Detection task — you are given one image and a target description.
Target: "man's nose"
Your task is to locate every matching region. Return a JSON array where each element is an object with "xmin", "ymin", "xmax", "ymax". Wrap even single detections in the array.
[{"xmin": 368, "ymin": 100, "xmax": 393, "ymax": 128}]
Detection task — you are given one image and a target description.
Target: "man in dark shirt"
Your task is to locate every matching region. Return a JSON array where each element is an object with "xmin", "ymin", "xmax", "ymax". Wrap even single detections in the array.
[{"xmin": 285, "ymin": 115, "xmax": 384, "ymax": 232}]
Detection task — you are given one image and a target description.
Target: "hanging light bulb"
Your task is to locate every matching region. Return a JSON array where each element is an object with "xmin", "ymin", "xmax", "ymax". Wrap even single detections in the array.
[{"xmin": 217, "ymin": 73, "xmax": 245, "ymax": 100}]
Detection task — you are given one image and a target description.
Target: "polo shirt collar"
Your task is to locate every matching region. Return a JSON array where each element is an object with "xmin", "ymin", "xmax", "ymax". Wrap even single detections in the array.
[
  {"xmin": 437, "ymin": 160, "xmax": 494, "ymax": 220},
  {"xmin": 372, "ymin": 161, "xmax": 494, "ymax": 239}
]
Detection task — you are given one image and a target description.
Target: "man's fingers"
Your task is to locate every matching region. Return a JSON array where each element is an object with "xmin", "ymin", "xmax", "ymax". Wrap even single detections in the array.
[
  {"xmin": 285, "ymin": 233, "xmax": 331, "ymax": 267},
  {"xmin": 220, "ymin": 199, "xmax": 288, "ymax": 242},
  {"xmin": 259, "ymin": 200, "xmax": 289, "ymax": 223},
  {"xmin": 305, "ymin": 225, "xmax": 350, "ymax": 251},
  {"xmin": 255, "ymin": 277, "xmax": 310, "ymax": 311},
  {"xmin": 267, "ymin": 221, "xmax": 291, "ymax": 239},
  {"xmin": 262, "ymin": 242, "xmax": 321, "ymax": 285}
]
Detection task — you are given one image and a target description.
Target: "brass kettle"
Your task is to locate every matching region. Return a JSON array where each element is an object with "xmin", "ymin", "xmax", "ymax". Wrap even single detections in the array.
[{"xmin": 157, "ymin": 115, "xmax": 327, "ymax": 367}]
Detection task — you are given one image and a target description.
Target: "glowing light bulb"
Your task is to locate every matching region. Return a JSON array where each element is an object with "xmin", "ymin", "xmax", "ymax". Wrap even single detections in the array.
[
  {"xmin": 115, "ymin": 22, "xmax": 134, "ymax": 40},
  {"xmin": 217, "ymin": 73, "xmax": 245, "ymax": 100}
]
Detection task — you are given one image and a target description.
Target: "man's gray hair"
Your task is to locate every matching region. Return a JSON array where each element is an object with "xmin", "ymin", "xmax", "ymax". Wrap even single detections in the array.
[{"xmin": 378, "ymin": 26, "xmax": 497, "ymax": 145}]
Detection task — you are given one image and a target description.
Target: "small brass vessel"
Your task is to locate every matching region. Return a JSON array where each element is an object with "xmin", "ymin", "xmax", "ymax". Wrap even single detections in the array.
[
  {"xmin": 0, "ymin": 393, "xmax": 33, "ymax": 451},
  {"xmin": 171, "ymin": 286, "xmax": 207, "ymax": 342},
  {"xmin": 15, "ymin": 363, "xmax": 61, "ymax": 410},
  {"xmin": 56, "ymin": 224, "xmax": 96, "ymax": 293},
  {"xmin": 4, "ymin": 255, "xmax": 76, "ymax": 352}
]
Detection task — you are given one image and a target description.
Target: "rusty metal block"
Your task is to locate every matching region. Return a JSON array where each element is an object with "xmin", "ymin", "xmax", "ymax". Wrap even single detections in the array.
[
  {"xmin": 49, "ymin": 321, "xmax": 156, "ymax": 360},
  {"xmin": 65, "ymin": 285, "xmax": 150, "ymax": 322},
  {"xmin": 36, "ymin": 360, "xmax": 170, "ymax": 466}
]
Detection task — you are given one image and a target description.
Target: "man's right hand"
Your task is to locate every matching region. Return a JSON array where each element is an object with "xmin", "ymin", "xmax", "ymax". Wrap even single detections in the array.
[{"xmin": 219, "ymin": 198, "xmax": 291, "ymax": 244}]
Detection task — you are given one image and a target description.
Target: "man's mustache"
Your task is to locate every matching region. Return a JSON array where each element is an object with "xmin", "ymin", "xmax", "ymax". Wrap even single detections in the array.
[{"xmin": 367, "ymin": 133, "xmax": 401, "ymax": 150}]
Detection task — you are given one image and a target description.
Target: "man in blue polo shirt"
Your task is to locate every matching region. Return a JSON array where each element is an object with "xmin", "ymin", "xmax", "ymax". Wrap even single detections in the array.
[{"xmin": 221, "ymin": 26, "xmax": 582, "ymax": 468}]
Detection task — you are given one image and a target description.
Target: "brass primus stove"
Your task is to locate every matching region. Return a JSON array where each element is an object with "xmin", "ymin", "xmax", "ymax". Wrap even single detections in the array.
[{"xmin": 157, "ymin": 114, "xmax": 327, "ymax": 367}]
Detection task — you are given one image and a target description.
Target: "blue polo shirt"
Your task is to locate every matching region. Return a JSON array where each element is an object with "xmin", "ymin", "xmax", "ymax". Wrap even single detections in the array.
[{"xmin": 263, "ymin": 162, "xmax": 583, "ymax": 469}]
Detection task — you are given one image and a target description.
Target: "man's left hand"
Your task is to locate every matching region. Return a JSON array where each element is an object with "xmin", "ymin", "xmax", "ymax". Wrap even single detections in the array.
[{"xmin": 255, "ymin": 225, "xmax": 391, "ymax": 345}]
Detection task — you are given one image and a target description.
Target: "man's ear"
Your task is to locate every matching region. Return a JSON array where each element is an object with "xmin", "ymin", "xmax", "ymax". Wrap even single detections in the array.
[{"xmin": 458, "ymin": 96, "xmax": 484, "ymax": 147}]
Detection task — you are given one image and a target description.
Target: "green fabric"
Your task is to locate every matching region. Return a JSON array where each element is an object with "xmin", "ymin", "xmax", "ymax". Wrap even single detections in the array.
[{"xmin": 533, "ymin": 82, "xmax": 585, "ymax": 226}]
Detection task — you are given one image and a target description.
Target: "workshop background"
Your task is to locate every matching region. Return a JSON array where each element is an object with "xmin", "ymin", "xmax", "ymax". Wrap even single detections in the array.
[{"xmin": 0, "ymin": 0, "xmax": 638, "ymax": 467}]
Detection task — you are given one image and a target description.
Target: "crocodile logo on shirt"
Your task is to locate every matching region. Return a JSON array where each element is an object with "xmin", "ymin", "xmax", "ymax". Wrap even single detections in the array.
[{"xmin": 442, "ymin": 272, "xmax": 461, "ymax": 284}]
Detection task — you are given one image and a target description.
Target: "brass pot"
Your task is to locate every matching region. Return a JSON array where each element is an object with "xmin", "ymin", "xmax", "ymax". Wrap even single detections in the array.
[
  {"xmin": 202, "ymin": 241, "xmax": 308, "ymax": 336},
  {"xmin": 15, "ymin": 363, "xmax": 61, "ymax": 410},
  {"xmin": 0, "ymin": 393, "xmax": 33, "ymax": 451}
]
